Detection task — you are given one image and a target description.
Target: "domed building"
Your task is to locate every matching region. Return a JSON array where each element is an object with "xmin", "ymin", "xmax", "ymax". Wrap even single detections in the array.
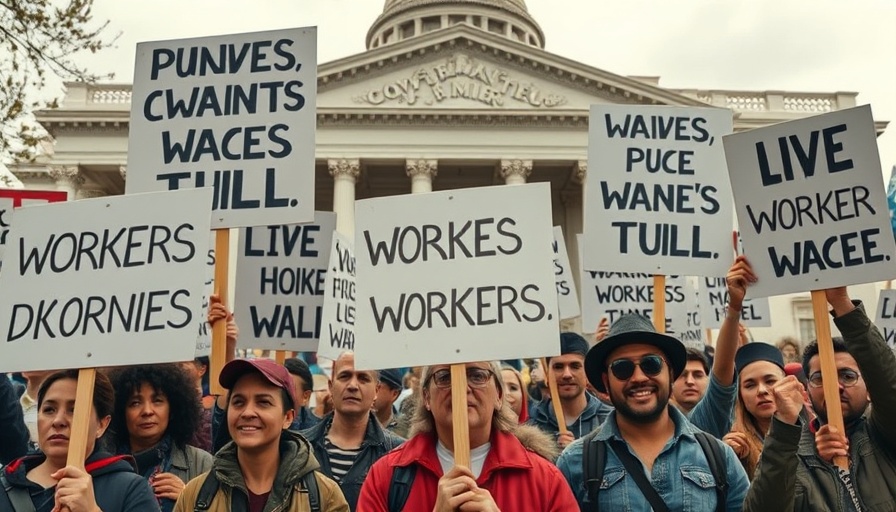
[{"xmin": 9, "ymin": 0, "xmax": 889, "ymax": 341}]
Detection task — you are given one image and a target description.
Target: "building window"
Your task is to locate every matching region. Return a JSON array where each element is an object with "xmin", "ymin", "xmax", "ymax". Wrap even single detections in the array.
[
  {"xmin": 383, "ymin": 28, "xmax": 394, "ymax": 44},
  {"xmin": 488, "ymin": 19, "xmax": 506, "ymax": 34},
  {"xmin": 793, "ymin": 300, "xmax": 815, "ymax": 343},
  {"xmin": 400, "ymin": 21, "xmax": 414, "ymax": 39},
  {"xmin": 512, "ymin": 26, "xmax": 525, "ymax": 41},
  {"xmin": 449, "ymin": 15, "xmax": 466, "ymax": 25},
  {"xmin": 422, "ymin": 16, "xmax": 441, "ymax": 32}
]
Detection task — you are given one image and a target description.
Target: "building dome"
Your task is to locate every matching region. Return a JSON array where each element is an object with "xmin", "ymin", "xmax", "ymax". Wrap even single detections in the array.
[{"xmin": 367, "ymin": 0, "xmax": 545, "ymax": 50}]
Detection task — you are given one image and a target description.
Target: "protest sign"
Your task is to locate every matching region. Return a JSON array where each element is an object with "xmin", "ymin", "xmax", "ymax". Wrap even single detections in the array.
[
  {"xmin": 234, "ymin": 212, "xmax": 336, "ymax": 351},
  {"xmin": 583, "ymin": 105, "xmax": 733, "ymax": 276},
  {"xmin": 354, "ymin": 183, "xmax": 559, "ymax": 369},
  {"xmin": 724, "ymin": 105, "xmax": 896, "ymax": 297},
  {"xmin": 318, "ymin": 232, "xmax": 356, "ymax": 361},
  {"xmin": 0, "ymin": 198, "xmax": 11, "ymax": 272},
  {"xmin": 875, "ymin": 289, "xmax": 896, "ymax": 350},
  {"xmin": 578, "ymin": 235, "xmax": 687, "ymax": 333},
  {"xmin": 0, "ymin": 188, "xmax": 69, "ymax": 207},
  {"xmin": 194, "ymin": 243, "xmax": 215, "ymax": 357},
  {"xmin": 126, "ymin": 27, "xmax": 317, "ymax": 229},
  {"xmin": 552, "ymin": 226, "xmax": 580, "ymax": 320},
  {"xmin": 0, "ymin": 189, "xmax": 212, "ymax": 373},
  {"xmin": 670, "ymin": 279, "xmax": 706, "ymax": 349},
  {"xmin": 698, "ymin": 277, "xmax": 772, "ymax": 328}
]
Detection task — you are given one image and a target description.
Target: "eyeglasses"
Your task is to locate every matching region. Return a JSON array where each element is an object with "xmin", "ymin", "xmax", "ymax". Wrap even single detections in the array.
[
  {"xmin": 807, "ymin": 369, "xmax": 861, "ymax": 388},
  {"xmin": 427, "ymin": 368, "xmax": 494, "ymax": 389},
  {"xmin": 608, "ymin": 355, "xmax": 666, "ymax": 380}
]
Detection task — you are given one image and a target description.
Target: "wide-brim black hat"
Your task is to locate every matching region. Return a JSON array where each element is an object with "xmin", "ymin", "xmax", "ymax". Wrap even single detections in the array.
[{"xmin": 585, "ymin": 313, "xmax": 687, "ymax": 393}]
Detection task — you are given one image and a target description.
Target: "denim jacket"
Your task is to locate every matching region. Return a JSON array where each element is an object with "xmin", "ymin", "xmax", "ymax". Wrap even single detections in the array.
[
  {"xmin": 556, "ymin": 406, "xmax": 749, "ymax": 511},
  {"xmin": 528, "ymin": 392, "xmax": 614, "ymax": 440},
  {"xmin": 687, "ymin": 373, "xmax": 737, "ymax": 439}
]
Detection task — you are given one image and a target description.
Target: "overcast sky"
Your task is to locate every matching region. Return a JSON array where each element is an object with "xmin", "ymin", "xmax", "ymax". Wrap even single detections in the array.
[{"xmin": 70, "ymin": 0, "xmax": 896, "ymax": 177}]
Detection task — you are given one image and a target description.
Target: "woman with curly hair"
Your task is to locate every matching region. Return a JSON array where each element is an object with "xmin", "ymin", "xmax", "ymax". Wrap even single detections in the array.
[{"xmin": 108, "ymin": 364, "xmax": 213, "ymax": 512}]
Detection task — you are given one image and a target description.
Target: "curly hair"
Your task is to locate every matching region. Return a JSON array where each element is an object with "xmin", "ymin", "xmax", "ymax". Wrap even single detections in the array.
[{"xmin": 108, "ymin": 364, "xmax": 201, "ymax": 450}]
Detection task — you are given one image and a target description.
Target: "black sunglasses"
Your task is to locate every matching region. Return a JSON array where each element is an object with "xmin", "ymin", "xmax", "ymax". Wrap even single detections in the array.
[{"xmin": 608, "ymin": 355, "xmax": 666, "ymax": 380}]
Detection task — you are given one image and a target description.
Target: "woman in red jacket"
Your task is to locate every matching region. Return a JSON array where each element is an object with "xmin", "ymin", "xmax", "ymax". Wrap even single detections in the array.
[{"xmin": 357, "ymin": 361, "xmax": 578, "ymax": 511}]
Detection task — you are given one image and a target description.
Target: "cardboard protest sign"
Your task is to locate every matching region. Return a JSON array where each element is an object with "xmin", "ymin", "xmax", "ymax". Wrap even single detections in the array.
[
  {"xmin": 126, "ymin": 27, "xmax": 318, "ymax": 228},
  {"xmin": 875, "ymin": 289, "xmax": 896, "ymax": 350},
  {"xmin": 0, "ymin": 188, "xmax": 68, "ymax": 207},
  {"xmin": 698, "ymin": 277, "xmax": 772, "ymax": 328},
  {"xmin": 234, "ymin": 212, "xmax": 336, "ymax": 351},
  {"xmin": 724, "ymin": 105, "xmax": 896, "ymax": 297},
  {"xmin": 552, "ymin": 226, "xmax": 580, "ymax": 320},
  {"xmin": 0, "ymin": 198, "xmax": 11, "ymax": 272},
  {"xmin": 583, "ymin": 105, "xmax": 733, "ymax": 276},
  {"xmin": 318, "ymin": 232, "xmax": 356, "ymax": 361},
  {"xmin": 354, "ymin": 183, "xmax": 559, "ymax": 369},
  {"xmin": 670, "ymin": 280, "xmax": 706, "ymax": 350},
  {"xmin": 0, "ymin": 189, "xmax": 213, "ymax": 373},
  {"xmin": 194, "ymin": 243, "xmax": 215, "ymax": 357},
  {"xmin": 578, "ymin": 235, "xmax": 687, "ymax": 334}
]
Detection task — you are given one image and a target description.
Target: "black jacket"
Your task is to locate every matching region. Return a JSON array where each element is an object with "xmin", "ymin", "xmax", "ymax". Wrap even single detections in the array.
[
  {"xmin": 1, "ymin": 451, "xmax": 159, "ymax": 512},
  {"xmin": 300, "ymin": 412, "xmax": 404, "ymax": 511},
  {"xmin": 0, "ymin": 378, "xmax": 28, "ymax": 465}
]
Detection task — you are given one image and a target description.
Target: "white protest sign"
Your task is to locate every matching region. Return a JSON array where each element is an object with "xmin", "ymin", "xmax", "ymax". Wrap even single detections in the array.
[
  {"xmin": 583, "ymin": 105, "xmax": 733, "ymax": 276},
  {"xmin": 354, "ymin": 183, "xmax": 559, "ymax": 370},
  {"xmin": 0, "ymin": 189, "xmax": 212, "ymax": 373},
  {"xmin": 875, "ymin": 289, "xmax": 896, "ymax": 350},
  {"xmin": 724, "ymin": 105, "xmax": 896, "ymax": 297},
  {"xmin": 578, "ymin": 235, "xmax": 687, "ymax": 334},
  {"xmin": 670, "ymin": 280, "xmax": 706, "ymax": 350},
  {"xmin": 318, "ymin": 232, "xmax": 356, "ymax": 361},
  {"xmin": 0, "ymin": 198, "xmax": 12, "ymax": 272},
  {"xmin": 194, "ymin": 242, "xmax": 216, "ymax": 357},
  {"xmin": 126, "ymin": 27, "xmax": 317, "ymax": 228},
  {"xmin": 698, "ymin": 277, "xmax": 772, "ymax": 329},
  {"xmin": 234, "ymin": 212, "xmax": 336, "ymax": 351},
  {"xmin": 553, "ymin": 226, "xmax": 580, "ymax": 320}
]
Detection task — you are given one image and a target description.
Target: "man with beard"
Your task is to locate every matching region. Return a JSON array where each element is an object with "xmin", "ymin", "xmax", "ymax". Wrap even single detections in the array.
[
  {"xmin": 301, "ymin": 352, "xmax": 404, "ymax": 511},
  {"xmin": 557, "ymin": 314, "xmax": 749, "ymax": 510},
  {"xmin": 744, "ymin": 286, "xmax": 896, "ymax": 512},
  {"xmin": 529, "ymin": 333, "xmax": 613, "ymax": 448}
]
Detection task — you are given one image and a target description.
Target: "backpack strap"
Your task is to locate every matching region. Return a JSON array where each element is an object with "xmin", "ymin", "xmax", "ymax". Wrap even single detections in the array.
[
  {"xmin": 581, "ymin": 430, "xmax": 605, "ymax": 509},
  {"xmin": 607, "ymin": 440, "xmax": 671, "ymax": 512},
  {"xmin": 387, "ymin": 465, "xmax": 417, "ymax": 512},
  {"xmin": 302, "ymin": 472, "xmax": 320, "ymax": 512},
  {"xmin": 695, "ymin": 432, "xmax": 728, "ymax": 512},
  {"xmin": 1, "ymin": 472, "xmax": 37, "ymax": 512},
  {"xmin": 194, "ymin": 471, "xmax": 220, "ymax": 512}
]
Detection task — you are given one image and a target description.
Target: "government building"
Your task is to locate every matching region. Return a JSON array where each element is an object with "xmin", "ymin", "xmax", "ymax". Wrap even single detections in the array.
[{"xmin": 8, "ymin": 0, "xmax": 891, "ymax": 346}]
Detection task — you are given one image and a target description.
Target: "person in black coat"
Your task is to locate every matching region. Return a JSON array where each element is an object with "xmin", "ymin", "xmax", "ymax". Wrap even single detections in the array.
[{"xmin": 0, "ymin": 376, "xmax": 28, "ymax": 465}]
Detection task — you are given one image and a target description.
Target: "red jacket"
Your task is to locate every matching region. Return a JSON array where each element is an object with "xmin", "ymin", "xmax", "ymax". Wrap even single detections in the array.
[{"xmin": 356, "ymin": 429, "xmax": 578, "ymax": 511}]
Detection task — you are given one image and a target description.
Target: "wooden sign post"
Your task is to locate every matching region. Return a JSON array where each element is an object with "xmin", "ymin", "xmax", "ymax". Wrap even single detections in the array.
[
  {"xmin": 653, "ymin": 275, "xmax": 666, "ymax": 333},
  {"xmin": 66, "ymin": 369, "xmax": 97, "ymax": 467},
  {"xmin": 450, "ymin": 365, "xmax": 472, "ymax": 467},
  {"xmin": 210, "ymin": 229, "xmax": 231, "ymax": 395},
  {"xmin": 541, "ymin": 357, "xmax": 568, "ymax": 435},
  {"xmin": 810, "ymin": 290, "xmax": 848, "ymax": 470}
]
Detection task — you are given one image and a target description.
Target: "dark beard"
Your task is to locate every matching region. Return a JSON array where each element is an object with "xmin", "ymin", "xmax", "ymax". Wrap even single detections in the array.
[{"xmin": 610, "ymin": 386, "xmax": 670, "ymax": 424}]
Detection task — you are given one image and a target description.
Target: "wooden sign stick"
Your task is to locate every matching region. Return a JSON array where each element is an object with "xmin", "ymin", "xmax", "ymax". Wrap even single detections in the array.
[
  {"xmin": 705, "ymin": 328, "xmax": 714, "ymax": 346},
  {"xmin": 66, "ymin": 368, "xmax": 96, "ymax": 468},
  {"xmin": 210, "ymin": 228, "xmax": 231, "ymax": 396},
  {"xmin": 653, "ymin": 275, "xmax": 666, "ymax": 333},
  {"xmin": 541, "ymin": 357, "xmax": 568, "ymax": 434},
  {"xmin": 450, "ymin": 364, "xmax": 471, "ymax": 467},
  {"xmin": 810, "ymin": 289, "xmax": 849, "ymax": 470},
  {"xmin": 275, "ymin": 351, "xmax": 286, "ymax": 365}
]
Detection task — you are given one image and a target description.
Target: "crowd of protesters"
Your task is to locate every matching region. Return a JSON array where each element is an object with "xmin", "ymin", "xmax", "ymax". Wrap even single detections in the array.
[{"xmin": 2, "ymin": 255, "xmax": 895, "ymax": 511}]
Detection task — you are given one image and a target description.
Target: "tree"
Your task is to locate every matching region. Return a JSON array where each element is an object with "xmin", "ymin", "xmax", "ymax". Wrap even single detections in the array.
[{"xmin": 0, "ymin": 0, "xmax": 117, "ymax": 163}]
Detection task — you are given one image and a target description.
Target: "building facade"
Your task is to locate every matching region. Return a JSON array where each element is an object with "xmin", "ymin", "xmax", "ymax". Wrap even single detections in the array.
[{"xmin": 10, "ymin": 0, "xmax": 890, "ymax": 345}]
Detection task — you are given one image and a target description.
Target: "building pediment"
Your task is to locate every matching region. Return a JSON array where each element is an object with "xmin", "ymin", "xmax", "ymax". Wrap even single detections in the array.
[{"xmin": 318, "ymin": 24, "xmax": 707, "ymax": 113}]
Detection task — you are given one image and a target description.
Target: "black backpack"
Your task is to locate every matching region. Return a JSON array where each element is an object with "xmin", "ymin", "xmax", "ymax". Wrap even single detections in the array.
[
  {"xmin": 581, "ymin": 429, "xmax": 728, "ymax": 512},
  {"xmin": 193, "ymin": 470, "xmax": 321, "ymax": 512},
  {"xmin": 1, "ymin": 472, "xmax": 36, "ymax": 512},
  {"xmin": 386, "ymin": 465, "xmax": 417, "ymax": 512}
]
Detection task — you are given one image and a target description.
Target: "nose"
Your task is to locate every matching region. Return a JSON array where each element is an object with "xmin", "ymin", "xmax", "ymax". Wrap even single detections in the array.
[
  {"xmin": 561, "ymin": 365, "xmax": 574, "ymax": 379},
  {"xmin": 51, "ymin": 409, "xmax": 69, "ymax": 428},
  {"xmin": 630, "ymin": 364, "xmax": 650, "ymax": 382},
  {"xmin": 141, "ymin": 401, "xmax": 154, "ymax": 416},
  {"xmin": 757, "ymin": 383, "xmax": 769, "ymax": 395},
  {"xmin": 685, "ymin": 373, "xmax": 696, "ymax": 385}
]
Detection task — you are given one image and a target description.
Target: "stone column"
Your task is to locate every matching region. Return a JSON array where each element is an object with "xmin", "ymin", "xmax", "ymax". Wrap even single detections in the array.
[
  {"xmin": 500, "ymin": 159, "xmax": 532, "ymax": 186},
  {"xmin": 48, "ymin": 166, "xmax": 84, "ymax": 200},
  {"xmin": 328, "ymin": 158, "xmax": 360, "ymax": 236},
  {"xmin": 406, "ymin": 159, "xmax": 438, "ymax": 194}
]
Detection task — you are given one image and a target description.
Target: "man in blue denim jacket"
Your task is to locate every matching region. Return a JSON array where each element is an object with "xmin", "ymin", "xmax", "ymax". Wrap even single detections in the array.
[{"xmin": 557, "ymin": 313, "xmax": 749, "ymax": 511}]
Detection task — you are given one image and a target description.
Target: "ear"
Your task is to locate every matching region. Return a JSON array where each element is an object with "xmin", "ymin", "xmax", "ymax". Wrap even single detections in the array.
[
  {"xmin": 423, "ymin": 388, "xmax": 431, "ymax": 411},
  {"xmin": 282, "ymin": 408, "xmax": 296, "ymax": 429},
  {"xmin": 97, "ymin": 415, "xmax": 112, "ymax": 438},
  {"xmin": 601, "ymin": 373, "xmax": 610, "ymax": 393},
  {"xmin": 302, "ymin": 389, "xmax": 312, "ymax": 403}
]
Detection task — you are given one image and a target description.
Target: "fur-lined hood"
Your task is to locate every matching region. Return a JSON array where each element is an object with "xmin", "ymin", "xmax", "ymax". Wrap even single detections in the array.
[{"xmin": 512, "ymin": 423, "xmax": 559, "ymax": 461}]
